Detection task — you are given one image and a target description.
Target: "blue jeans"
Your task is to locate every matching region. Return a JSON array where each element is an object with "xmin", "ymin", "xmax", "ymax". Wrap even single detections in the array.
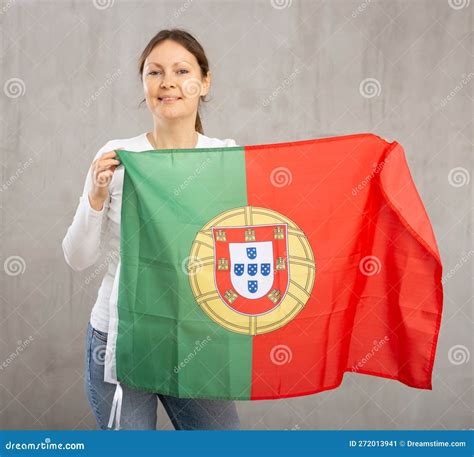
[{"xmin": 84, "ymin": 321, "xmax": 241, "ymax": 430}]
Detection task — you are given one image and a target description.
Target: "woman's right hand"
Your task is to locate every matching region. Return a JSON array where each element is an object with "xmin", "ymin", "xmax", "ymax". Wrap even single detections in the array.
[{"xmin": 88, "ymin": 149, "xmax": 123, "ymax": 211}]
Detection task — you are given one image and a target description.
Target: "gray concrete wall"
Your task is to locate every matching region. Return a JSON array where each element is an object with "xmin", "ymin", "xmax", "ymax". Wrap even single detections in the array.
[{"xmin": 0, "ymin": 0, "xmax": 471, "ymax": 429}]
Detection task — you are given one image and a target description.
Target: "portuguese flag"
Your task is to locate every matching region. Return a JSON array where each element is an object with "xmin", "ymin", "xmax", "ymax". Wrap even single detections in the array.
[{"xmin": 104, "ymin": 133, "xmax": 443, "ymax": 404}]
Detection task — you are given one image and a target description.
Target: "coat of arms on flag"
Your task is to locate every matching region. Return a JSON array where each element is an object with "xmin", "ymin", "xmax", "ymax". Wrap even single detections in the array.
[{"xmin": 188, "ymin": 208, "xmax": 315, "ymax": 334}]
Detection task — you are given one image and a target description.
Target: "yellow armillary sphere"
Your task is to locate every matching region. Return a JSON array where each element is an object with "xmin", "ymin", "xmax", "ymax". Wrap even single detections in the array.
[{"xmin": 187, "ymin": 205, "xmax": 316, "ymax": 335}]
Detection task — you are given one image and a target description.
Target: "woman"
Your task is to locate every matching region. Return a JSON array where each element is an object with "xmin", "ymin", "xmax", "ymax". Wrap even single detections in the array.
[{"xmin": 62, "ymin": 29, "xmax": 241, "ymax": 430}]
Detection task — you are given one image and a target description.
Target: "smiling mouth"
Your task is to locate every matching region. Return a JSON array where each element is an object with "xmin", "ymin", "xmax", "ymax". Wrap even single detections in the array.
[{"xmin": 158, "ymin": 97, "xmax": 182, "ymax": 102}]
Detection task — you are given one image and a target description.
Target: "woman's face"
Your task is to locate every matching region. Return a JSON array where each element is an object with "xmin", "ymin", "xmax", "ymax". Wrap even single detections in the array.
[{"xmin": 142, "ymin": 40, "xmax": 210, "ymax": 123}]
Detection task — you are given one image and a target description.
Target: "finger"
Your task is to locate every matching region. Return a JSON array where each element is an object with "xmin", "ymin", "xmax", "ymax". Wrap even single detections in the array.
[
  {"xmin": 101, "ymin": 151, "xmax": 119, "ymax": 160},
  {"xmin": 95, "ymin": 163, "xmax": 117, "ymax": 173},
  {"xmin": 98, "ymin": 159, "xmax": 120, "ymax": 168},
  {"xmin": 103, "ymin": 147, "xmax": 125, "ymax": 157},
  {"xmin": 102, "ymin": 164, "xmax": 119, "ymax": 174},
  {"xmin": 93, "ymin": 164, "xmax": 117, "ymax": 177},
  {"xmin": 95, "ymin": 160, "xmax": 120, "ymax": 174}
]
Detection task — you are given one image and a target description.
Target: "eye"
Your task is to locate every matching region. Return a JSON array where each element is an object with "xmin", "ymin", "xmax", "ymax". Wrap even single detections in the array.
[
  {"xmin": 147, "ymin": 71, "xmax": 160, "ymax": 76},
  {"xmin": 178, "ymin": 69, "xmax": 189, "ymax": 74}
]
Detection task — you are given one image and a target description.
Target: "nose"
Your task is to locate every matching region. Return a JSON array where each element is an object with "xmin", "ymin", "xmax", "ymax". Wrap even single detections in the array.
[{"xmin": 160, "ymin": 73, "xmax": 177, "ymax": 89}]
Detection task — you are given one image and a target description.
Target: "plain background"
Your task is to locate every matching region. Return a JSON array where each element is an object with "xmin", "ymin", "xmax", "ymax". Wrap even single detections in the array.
[{"xmin": 0, "ymin": 0, "xmax": 472, "ymax": 429}]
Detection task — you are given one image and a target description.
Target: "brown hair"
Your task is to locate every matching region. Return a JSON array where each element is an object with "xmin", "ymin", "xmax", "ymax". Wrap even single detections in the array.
[{"xmin": 138, "ymin": 29, "xmax": 210, "ymax": 134}]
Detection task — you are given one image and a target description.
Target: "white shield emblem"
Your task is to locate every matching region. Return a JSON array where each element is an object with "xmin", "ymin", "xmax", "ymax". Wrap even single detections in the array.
[{"xmin": 229, "ymin": 241, "xmax": 274, "ymax": 299}]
